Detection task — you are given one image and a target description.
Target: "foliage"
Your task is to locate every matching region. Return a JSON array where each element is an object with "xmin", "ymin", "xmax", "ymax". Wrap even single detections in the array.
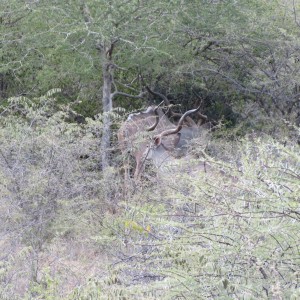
[
  {"xmin": 94, "ymin": 135, "xmax": 300, "ymax": 299},
  {"xmin": 2, "ymin": 0, "xmax": 300, "ymax": 126},
  {"xmin": 0, "ymin": 91, "xmax": 120, "ymax": 298}
]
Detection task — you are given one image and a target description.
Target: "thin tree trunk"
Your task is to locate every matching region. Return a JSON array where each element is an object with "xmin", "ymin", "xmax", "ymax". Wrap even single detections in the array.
[
  {"xmin": 99, "ymin": 45, "xmax": 116, "ymax": 208},
  {"xmin": 81, "ymin": 1, "xmax": 113, "ymax": 170},
  {"xmin": 81, "ymin": 2, "xmax": 116, "ymax": 207},
  {"xmin": 101, "ymin": 54, "xmax": 113, "ymax": 170}
]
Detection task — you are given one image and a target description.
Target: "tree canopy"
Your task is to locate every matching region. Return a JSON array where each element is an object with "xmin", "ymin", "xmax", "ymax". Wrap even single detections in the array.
[{"xmin": 2, "ymin": 0, "xmax": 299, "ymax": 125}]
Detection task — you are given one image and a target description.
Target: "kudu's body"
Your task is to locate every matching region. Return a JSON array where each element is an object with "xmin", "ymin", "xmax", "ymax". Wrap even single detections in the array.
[
  {"xmin": 118, "ymin": 105, "xmax": 210, "ymax": 179},
  {"xmin": 118, "ymin": 106, "xmax": 170, "ymax": 179}
]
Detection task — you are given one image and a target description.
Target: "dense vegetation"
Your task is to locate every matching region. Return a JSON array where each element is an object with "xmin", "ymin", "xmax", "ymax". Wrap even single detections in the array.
[{"xmin": 1, "ymin": 1, "xmax": 299, "ymax": 299}]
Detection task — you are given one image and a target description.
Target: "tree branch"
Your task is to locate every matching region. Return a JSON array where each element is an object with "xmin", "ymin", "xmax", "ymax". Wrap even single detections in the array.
[
  {"xmin": 80, "ymin": 1, "xmax": 93, "ymax": 24},
  {"xmin": 145, "ymin": 85, "xmax": 210, "ymax": 126},
  {"xmin": 292, "ymin": 0, "xmax": 300, "ymax": 27},
  {"xmin": 106, "ymin": 39, "xmax": 119, "ymax": 59},
  {"xmin": 111, "ymin": 91, "xmax": 146, "ymax": 100},
  {"xmin": 145, "ymin": 86, "xmax": 171, "ymax": 106}
]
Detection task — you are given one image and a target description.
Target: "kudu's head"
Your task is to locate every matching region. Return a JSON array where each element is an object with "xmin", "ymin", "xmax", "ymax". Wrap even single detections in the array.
[{"xmin": 143, "ymin": 107, "xmax": 203, "ymax": 170}]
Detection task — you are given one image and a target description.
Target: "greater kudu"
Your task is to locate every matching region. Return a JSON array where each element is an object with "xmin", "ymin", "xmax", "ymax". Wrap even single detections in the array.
[{"xmin": 118, "ymin": 104, "xmax": 210, "ymax": 179}]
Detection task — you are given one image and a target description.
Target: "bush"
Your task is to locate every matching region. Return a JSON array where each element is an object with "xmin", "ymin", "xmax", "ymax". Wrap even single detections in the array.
[
  {"xmin": 0, "ymin": 91, "xmax": 117, "ymax": 298},
  {"xmin": 97, "ymin": 135, "xmax": 300, "ymax": 299}
]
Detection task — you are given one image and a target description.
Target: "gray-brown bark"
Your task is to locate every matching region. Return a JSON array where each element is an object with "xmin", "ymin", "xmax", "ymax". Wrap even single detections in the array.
[{"xmin": 100, "ymin": 47, "xmax": 114, "ymax": 170}]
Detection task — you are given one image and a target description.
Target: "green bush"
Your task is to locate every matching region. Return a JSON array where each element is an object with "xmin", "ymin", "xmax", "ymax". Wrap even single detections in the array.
[
  {"xmin": 0, "ymin": 91, "xmax": 118, "ymax": 298},
  {"xmin": 98, "ymin": 135, "xmax": 300, "ymax": 299}
]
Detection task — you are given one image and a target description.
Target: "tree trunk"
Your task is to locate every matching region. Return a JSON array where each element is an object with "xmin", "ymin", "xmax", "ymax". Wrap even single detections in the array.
[
  {"xmin": 99, "ymin": 45, "xmax": 116, "ymax": 208},
  {"xmin": 101, "ymin": 51, "xmax": 113, "ymax": 170},
  {"xmin": 80, "ymin": 2, "xmax": 113, "ymax": 170}
]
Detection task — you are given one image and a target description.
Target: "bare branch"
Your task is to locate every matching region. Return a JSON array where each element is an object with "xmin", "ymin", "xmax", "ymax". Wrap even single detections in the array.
[
  {"xmin": 106, "ymin": 39, "xmax": 119, "ymax": 59},
  {"xmin": 111, "ymin": 91, "xmax": 146, "ymax": 100},
  {"xmin": 145, "ymin": 85, "xmax": 209, "ymax": 126},
  {"xmin": 293, "ymin": 0, "xmax": 300, "ymax": 27},
  {"xmin": 145, "ymin": 86, "xmax": 171, "ymax": 106},
  {"xmin": 80, "ymin": 1, "xmax": 93, "ymax": 24}
]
